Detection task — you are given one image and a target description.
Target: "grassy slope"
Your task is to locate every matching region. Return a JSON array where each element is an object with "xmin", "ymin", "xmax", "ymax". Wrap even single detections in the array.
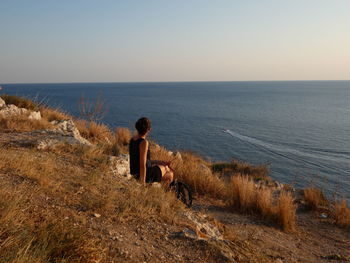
[{"xmin": 0, "ymin": 95, "xmax": 349, "ymax": 262}]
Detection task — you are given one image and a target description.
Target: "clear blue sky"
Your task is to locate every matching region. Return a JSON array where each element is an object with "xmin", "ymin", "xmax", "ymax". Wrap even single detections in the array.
[{"xmin": 1, "ymin": 0, "xmax": 349, "ymax": 83}]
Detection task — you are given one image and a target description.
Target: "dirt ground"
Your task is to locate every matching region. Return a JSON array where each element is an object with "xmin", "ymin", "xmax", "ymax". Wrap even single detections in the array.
[{"xmin": 193, "ymin": 197, "xmax": 350, "ymax": 263}]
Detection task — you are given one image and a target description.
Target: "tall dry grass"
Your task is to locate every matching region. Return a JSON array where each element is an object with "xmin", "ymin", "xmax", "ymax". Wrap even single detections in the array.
[
  {"xmin": 74, "ymin": 119, "xmax": 113, "ymax": 143},
  {"xmin": 303, "ymin": 187, "xmax": 328, "ymax": 210},
  {"xmin": 40, "ymin": 107, "xmax": 71, "ymax": 122},
  {"xmin": 152, "ymin": 144, "xmax": 297, "ymax": 231},
  {"xmin": 115, "ymin": 127, "xmax": 132, "ymax": 147},
  {"xmin": 256, "ymin": 187, "xmax": 274, "ymax": 219},
  {"xmin": 227, "ymin": 175, "xmax": 296, "ymax": 231},
  {"xmin": 228, "ymin": 175, "xmax": 256, "ymax": 212},
  {"xmin": 277, "ymin": 191, "xmax": 296, "ymax": 231},
  {"xmin": 151, "ymin": 146, "xmax": 226, "ymax": 199},
  {"xmin": 334, "ymin": 199, "xmax": 350, "ymax": 227}
]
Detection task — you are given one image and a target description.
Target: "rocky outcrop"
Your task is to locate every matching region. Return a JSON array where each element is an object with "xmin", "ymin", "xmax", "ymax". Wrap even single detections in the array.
[
  {"xmin": 109, "ymin": 154, "xmax": 131, "ymax": 179},
  {"xmin": 0, "ymin": 130, "xmax": 90, "ymax": 150},
  {"xmin": 0, "ymin": 117, "xmax": 92, "ymax": 149},
  {"xmin": 0, "ymin": 97, "xmax": 5, "ymax": 108},
  {"xmin": 0, "ymin": 104, "xmax": 28, "ymax": 117},
  {"xmin": 50, "ymin": 119, "xmax": 91, "ymax": 146},
  {"xmin": 0, "ymin": 98, "xmax": 41, "ymax": 120}
]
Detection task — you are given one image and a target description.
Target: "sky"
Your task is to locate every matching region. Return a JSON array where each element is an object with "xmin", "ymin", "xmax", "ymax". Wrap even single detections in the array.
[{"xmin": 0, "ymin": 0, "xmax": 349, "ymax": 83}]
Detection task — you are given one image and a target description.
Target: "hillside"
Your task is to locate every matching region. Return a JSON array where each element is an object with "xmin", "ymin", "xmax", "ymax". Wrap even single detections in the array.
[{"xmin": 0, "ymin": 95, "xmax": 349, "ymax": 263}]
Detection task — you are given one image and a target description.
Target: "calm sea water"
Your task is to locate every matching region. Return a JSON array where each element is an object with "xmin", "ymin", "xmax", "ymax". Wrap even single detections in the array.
[{"xmin": 1, "ymin": 81, "xmax": 350, "ymax": 198}]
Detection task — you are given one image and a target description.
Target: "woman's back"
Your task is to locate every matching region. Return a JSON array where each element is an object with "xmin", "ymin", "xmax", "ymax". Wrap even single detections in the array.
[{"xmin": 129, "ymin": 137, "xmax": 151, "ymax": 176}]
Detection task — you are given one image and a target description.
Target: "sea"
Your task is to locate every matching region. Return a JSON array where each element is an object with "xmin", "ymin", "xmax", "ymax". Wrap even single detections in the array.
[{"xmin": 1, "ymin": 81, "xmax": 350, "ymax": 199}]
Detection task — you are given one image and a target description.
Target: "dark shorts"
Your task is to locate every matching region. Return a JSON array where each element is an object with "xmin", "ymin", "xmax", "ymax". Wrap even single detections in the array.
[{"xmin": 146, "ymin": 166, "xmax": 162, "ymax": 183}]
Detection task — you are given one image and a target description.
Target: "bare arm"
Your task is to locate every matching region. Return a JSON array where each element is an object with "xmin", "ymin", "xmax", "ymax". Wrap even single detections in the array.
[{"xmin": 139, "ymin": 140, "xmax": 148, "ymax": 184}]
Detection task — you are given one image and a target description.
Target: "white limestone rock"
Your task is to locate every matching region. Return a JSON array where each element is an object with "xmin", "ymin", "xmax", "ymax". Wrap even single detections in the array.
[
  {"xmin": 0, "ymin": 97, "xmax": 5, "ymax": 108},
  {"xmin": 0, "ymin": 104, "xmax": 28, "ymax": 117},
  {"xmin": 109, "ymin": 155, "xmax": 130, "ymax": 177},
  {"xmin": 50, "ymin": 119, "xmax": 91, "ymax": 146},
  {"xmin": 28, "ymin": 111, "xmax": 41, "ymax": 120}
]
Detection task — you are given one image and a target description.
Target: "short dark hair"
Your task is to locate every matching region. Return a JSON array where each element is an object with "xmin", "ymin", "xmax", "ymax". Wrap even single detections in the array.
[{"xmin": 135, "ymin": 117, "xmax": 151, "ymax": 136}]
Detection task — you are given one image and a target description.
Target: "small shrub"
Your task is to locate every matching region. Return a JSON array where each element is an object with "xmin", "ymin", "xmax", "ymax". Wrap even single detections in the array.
[
  {"xmin": 78, "ymin": 93, "xmax": 106, "ymax": 122},
  {"xmin": 303, "ymin": 187, "xmax": 328, "ymax": 210},
  {"xmin": 212, "ymin": 159, "xmax": 269, "ymax": 181},
  {"xmin": 334, "ymin": 199, "xmax": 350, "ymax": 227}
]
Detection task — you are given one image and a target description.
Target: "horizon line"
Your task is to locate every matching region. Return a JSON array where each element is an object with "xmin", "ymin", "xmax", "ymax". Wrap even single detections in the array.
[{"xmin": 2, "ymin": 79, "xmax": 350, "ymax": 85}]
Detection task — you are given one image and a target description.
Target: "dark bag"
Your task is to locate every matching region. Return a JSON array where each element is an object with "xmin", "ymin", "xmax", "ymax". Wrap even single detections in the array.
[{"xmin": 169, "ymin": 180, "xmax": 193, "ymax": 208}]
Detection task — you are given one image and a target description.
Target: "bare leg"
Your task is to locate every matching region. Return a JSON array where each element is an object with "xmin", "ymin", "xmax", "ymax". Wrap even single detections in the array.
[
  {"xmin": 157, "ymin": 165, "xmax": 174, "ymax": 186},
  {"xmin": 162, "ymin": 170, "xmax": 174, "ymax": 186}
]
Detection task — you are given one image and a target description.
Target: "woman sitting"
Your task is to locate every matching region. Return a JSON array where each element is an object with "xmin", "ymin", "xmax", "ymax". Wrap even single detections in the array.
[{"xmin": 129, "ymin": 117, "xmax": 173, "ymax": 185}]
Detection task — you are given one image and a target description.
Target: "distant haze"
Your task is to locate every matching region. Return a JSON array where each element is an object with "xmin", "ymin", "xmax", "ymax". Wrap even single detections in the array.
[{"xmin": 1, "ymin": 0, "xmax": 349, "ymax": 83}]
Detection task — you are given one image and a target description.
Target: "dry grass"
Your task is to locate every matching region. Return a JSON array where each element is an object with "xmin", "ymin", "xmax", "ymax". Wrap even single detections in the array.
[
  {"xmin": 151, "ymin": 145, "xmax": 226, "ymax": 199},
  {"xmin": 256, "ymin": 187, "xmax": 274, "ymax": 219},
  {"xmin": 0, "ymin": 143, "xmax": 185, "ymax": 262},
  {"xmin": 0, "ymin": 95, "xmax": 68, "ymax": 132},
  {"xmin": 40, "ymin": 107, "xmax": 71, "ymax": 122},
  {"xmin": 115, "ymin": 127, "xmax": 132, "ymax": 147},
  {"xmin": 227, "ymin": 175, "xmax": 296, "ymax": 231},
  {"xmin": 0, "ymin": 148, "xmax": 106, "ymax": 262},
  {"xmin": 228, "ymin": 175, "xmax": 256, "ymax": 212},
  {"xmin": 303, "ymin": 187, "xmax": 328, "ymax": 210},
  {"xmin": 276, "ymin": 191, "xmax": 296, "ymax": 231},
  {"xmin": 98, "ymin": 127, "xmax": 133, "ymax": 156},
  {"xmin": 334, "ymin": 199, "xmax": 350, "ymax": 227},
  {"xmin": 74, "ymin": 119, "xmax": 90, "ymax": 137},
  {"xmin": 0, "ymin": 95, "xmax": 303, "ymax": 234},
  {"xmin": 74, "ymin": 119, "xmax": 113, "ymax": 143},
  {"xmin": 152, "ymin": 144, "xmax": 297, "ymax": 231},
  {"xmin": 114, "ymin": 183, "xmax": 183, "ymax": 223},
  {"xmin": 73, "ymin": 120, "xmax": 125, "ymax": 155},
  {"xmin": 0, "ymin": 95, "xmax": 113, "ymax": 146},
  {"xmin": 1, "ymin": 94, "xmax": 39, "ymax": 110},
  {"xmin": 0, "ymin": 115, "xmax": 53, "ymax": 132},
  {"xmin": 212, "ymin": 160, "xmax": 269, "ymax": 181}
]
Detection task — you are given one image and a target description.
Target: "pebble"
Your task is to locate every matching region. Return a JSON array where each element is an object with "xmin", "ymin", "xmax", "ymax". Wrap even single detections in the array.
[{"xmin": 320, "ymin": 213, "xmax": 328, "ymax": 219}]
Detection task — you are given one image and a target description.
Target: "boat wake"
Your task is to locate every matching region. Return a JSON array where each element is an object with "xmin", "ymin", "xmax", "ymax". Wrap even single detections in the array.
[{"xmin": 222, "ymin": 129, "xmax": 350, "ymax": 176}]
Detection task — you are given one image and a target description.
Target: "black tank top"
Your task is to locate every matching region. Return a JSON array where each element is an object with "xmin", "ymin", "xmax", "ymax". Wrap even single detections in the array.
[{"xmin": 129, "ymin": 137, "xmax": 151, "ymax": 176}]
